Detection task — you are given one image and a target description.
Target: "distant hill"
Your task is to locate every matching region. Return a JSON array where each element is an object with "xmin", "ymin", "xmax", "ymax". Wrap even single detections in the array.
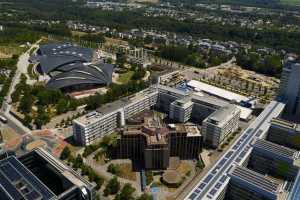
[{"xmin": 163, "ymin": 0, "xmax": 300, "ymax": 9}]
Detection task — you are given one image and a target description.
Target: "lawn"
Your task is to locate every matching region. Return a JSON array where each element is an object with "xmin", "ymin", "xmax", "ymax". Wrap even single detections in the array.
[
  {"xmin": 117, "ymin": 71, "xmax": 134, "ymax": 84},
  {"xmin": 1, "ymin": 127, "xmax": 20, "ymax": 142},
  {"xmin": 280, "ymin": 0, "xmax": 300, "ymax": 5},
  {"xmin": 0, "ymin": 45, "xmax": 26, "ymax": 58},
  {"xmin": 117, "ymin": 163, "xmax": 137, "ymax": 181}
]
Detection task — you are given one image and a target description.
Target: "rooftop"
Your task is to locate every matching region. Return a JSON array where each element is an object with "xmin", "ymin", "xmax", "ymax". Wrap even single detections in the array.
[
  {"xmin": 229, "ymin": 165, "xmax": 281, "ymax": 197},
  {"xmin": 75, "ymin": 87, "xmax": 158, "ymax": 126},
  {"xmin": 204, "ymin": 104, "xmax": 240, "ymax": 127},
  {"xmin": 252, "ymin": 139, "xmax": 300, "ymax": 163},
  {"xmin": 271, "ymin": 118, "xmax": 300, "ymax": 131},
  {"xmin": 187, "ymin": 80, "xmax": 249, "ymax": 103},
  {"xmin": 172, "ymin": 97, "xmax": 193, "ymax": 109},
  {"xmin": 0, "ymin": 156, "xmax": 55, "ymax": 200}
]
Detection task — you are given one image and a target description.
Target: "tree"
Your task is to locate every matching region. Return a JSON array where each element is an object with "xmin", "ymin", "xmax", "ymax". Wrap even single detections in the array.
[
  {"xmin": 107, "ymin": 163, "xmax": 121, "ymax": 175},
  {"xmin": 137, "ymin": 193, "xmax": 153, "ymax": 200},
  {"xmin": 60, "ymin": 146, "xmax": 71, "ymax": 160},
  {"xmin": 18, "ymin": 93, "xmax": 33, "ymax": 114},
  {"xmin": 23, "ymin": 114, "xmax": 32, "ymax": 127},
  {"xmin": 115, "ymin": 183, "xmax": 136, "ymax": 200},
  {"xmin": 73, "ymin": 154, "xmax": 83, "ymax": 169},
  {"xmin": 104, "ymin": 176, "xmax": 120, "ymax": 196},
  {"xmin": 34, "ymin": 106, "xmax": 50, "ymax": 129},
  {"xmin": 56, "ymin": 98, "xmax": 68, "ymax": 114}
]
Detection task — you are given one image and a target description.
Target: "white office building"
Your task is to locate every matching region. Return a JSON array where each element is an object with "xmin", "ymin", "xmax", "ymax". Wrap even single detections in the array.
[
  {"xmin": 169, "ymin": 97, "xmax": 193, "ymax": 123},
  {"xmin": 202, "ymin": 104, "xmax": 241, "ymax": 148}
]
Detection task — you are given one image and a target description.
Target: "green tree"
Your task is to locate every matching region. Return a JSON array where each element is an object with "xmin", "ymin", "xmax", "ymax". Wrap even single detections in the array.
[
  {"xmin": 107, "ymin": 163, "xmax": 121, "ymax": 175},
  {"xmin": 19, "ymin": 93, "xmax": 33, "ymax": 114},
  {"xmin": 34, "ymin": 106, "xmax": 50, "ymax": 129},
  {"xmin": 104, "ymin": 176, "xmax": 120, "ymax": 196},
  {"xmin": 56, "ymin": 98, "xmax": 68, "ymax": 114},
  {"xmin": 60, "ymin": 146, "xmax": 71, "ymax": 160},
  {"xmin": 115, "ymin": 183, "xmax": 136, "ymax": 200},
  {"xmin": 73, "ymin": 154, "xmax": 83, "ymax": 169},
  {"xmin": 137, "ymin": 193, "xmax": 153, "ymax": 200}
]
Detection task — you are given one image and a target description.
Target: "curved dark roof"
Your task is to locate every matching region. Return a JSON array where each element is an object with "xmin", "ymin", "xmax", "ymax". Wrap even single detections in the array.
[
  {"xmin": 33, "ymin": 43, "xmax": 114, "ymax": 91},
  {"xmin": 36, "ymin": 43, "xmax": 93, "ymax": 74},
  {"xmin": 39, "ymin": 54, "xmax": 87, "ymax": 74},
  {"xmin": 46, "ymin": 63, "xmax": 114, "ymax": 90},
  {"xmin": 38, "ymin": 43, "xmax": 93, "ymax": 61}
]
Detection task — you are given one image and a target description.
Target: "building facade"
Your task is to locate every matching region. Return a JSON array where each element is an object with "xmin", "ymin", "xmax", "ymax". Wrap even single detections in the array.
[
  {"xmin": 278, "ymin": 58, "xmax": 300, "ymax": 120},
  {"xmin": 202, "ymin": 104, "xmax": 241, "ymax": 148},
  {"xmin": 248, "ymin": 139, "xmax": 300, "ymax": 181},
  {"xmin": 267, "ymin": 118, "xmax": 300, "ymax": 150},
  {"xmin": 73, "ymin": 84, "xmax": 239, "ymax": 147},
  {"xmin": 73, "ymin": 88, "xmax": 158, "ymax": 145},
  {"xmin": 110, "ymin": 113, "xmax": 203, "ymax": 169},
  {"xmin": 0, "ymin": 148, "xmax": 96, "ymax": 200},
  {"xmin": 226, "ymin": 165, "xmax": 282, "ymax": 200}
]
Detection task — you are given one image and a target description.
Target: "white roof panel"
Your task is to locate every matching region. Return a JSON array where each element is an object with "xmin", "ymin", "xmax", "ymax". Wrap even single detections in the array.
[{"xmin": 187, "ymin": 80, "xmax": 249, "ymax": 103}]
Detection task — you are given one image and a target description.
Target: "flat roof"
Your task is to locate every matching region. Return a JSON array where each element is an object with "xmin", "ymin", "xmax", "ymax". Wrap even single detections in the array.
[
  {"xmin": 0, "ymin": 156, "xmax": 55, "ymax": 200},
  {"xmin": 187, "ymin": 80, "xmax": 249, "ymax": 103},
  {"xmin": 191, "ymin": 93, "xmax": 228, "ymax": 108},
  {"xmin": 204, "ymin": 104, "xmax": 240, "ymax": 127},
  {"xmin": 252, "ymin": 139, "xmax": 299, "ymax": 162},
  {"xmin": 184, "ymin": 101, "xmax": 285, "ymax": 200},
  {"xmin": 237, "ymin": 105, "xmax": 252, "ymax": 120},
  {"xmin": 75, "ymin": 87, "xmax": 158, "ymax": 126},
  {"xmin": 229, "ymin": 165, "xmax": 280, "ymax": 196},
  {"xmin": 271, "ymin": 118, "xmax": 300, "ymax": 131}
]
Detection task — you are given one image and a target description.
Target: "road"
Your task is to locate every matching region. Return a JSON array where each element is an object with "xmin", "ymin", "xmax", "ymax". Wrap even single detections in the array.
[{"xmin": 1, "ymin": 39, "xmax": 42, "ymax": 135}]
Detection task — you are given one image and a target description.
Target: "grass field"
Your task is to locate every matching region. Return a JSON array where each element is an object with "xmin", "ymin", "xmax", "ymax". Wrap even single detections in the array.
[
  {"xmin": 0, "ymin": 45, "xmax": 26, "ymax": 58},
  {"xmin": 280, "ymin": 0, "xmax": 300, "ymax": 5},
  {"xmin": 117, "ymin": 71, "xmax": 134, "ymax": 84}
]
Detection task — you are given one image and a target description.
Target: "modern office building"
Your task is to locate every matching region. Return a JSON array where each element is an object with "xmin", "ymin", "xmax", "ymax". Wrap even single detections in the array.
[
  {"xmin": 73, "ymin": 87, "xmax": 158, "ymax": 145},
  {"xmin": 278, "ymin": 58, "xmax": 300, "ymax": 120},
  {"xmin": 0, "ymin": 148, "xmax": 96, "ymax": 200},
  {"xmin": 110, "ymin": 111, "xmax": 203, "ymax": 169},
  {"xmin": 73, "ymin": 84, "xmax": 239, "ymax": 146},
  {"xmin": 202, "ymin": 104, "xmax": 241, "ymax": 148},
  {"xmin": 267, "ymin": 118, "xmax": 300, "ymax": 150},
  {"xmin": 226, "ymin": 165, "xmax": 283, "ymax": 200},
  {"xmin": 248, "ymin": 139, "xmax": 300, "ymax": 181},
  {"xmin": 169, "ymin": 97, "xmax": 193, "ymax": 123},
  {"xmin": 184, "ymin": 101, "xmax": 286, "ymax": 200}
]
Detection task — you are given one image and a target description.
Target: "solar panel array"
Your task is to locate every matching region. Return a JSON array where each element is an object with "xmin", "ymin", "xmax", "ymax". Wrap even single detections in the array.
[
  {"xmin": 185, "ymin": 101, "xmax": 285, "ymax": 200},
  {"xmin": 0, "ymin": 156, "xmax": 55, "ymax": 200}
]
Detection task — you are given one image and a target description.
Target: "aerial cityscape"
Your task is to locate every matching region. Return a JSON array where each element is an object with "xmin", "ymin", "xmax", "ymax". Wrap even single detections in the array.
[{"xmin": 1, "ymin": 0, "xmax": 300, "ymax": 200}]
